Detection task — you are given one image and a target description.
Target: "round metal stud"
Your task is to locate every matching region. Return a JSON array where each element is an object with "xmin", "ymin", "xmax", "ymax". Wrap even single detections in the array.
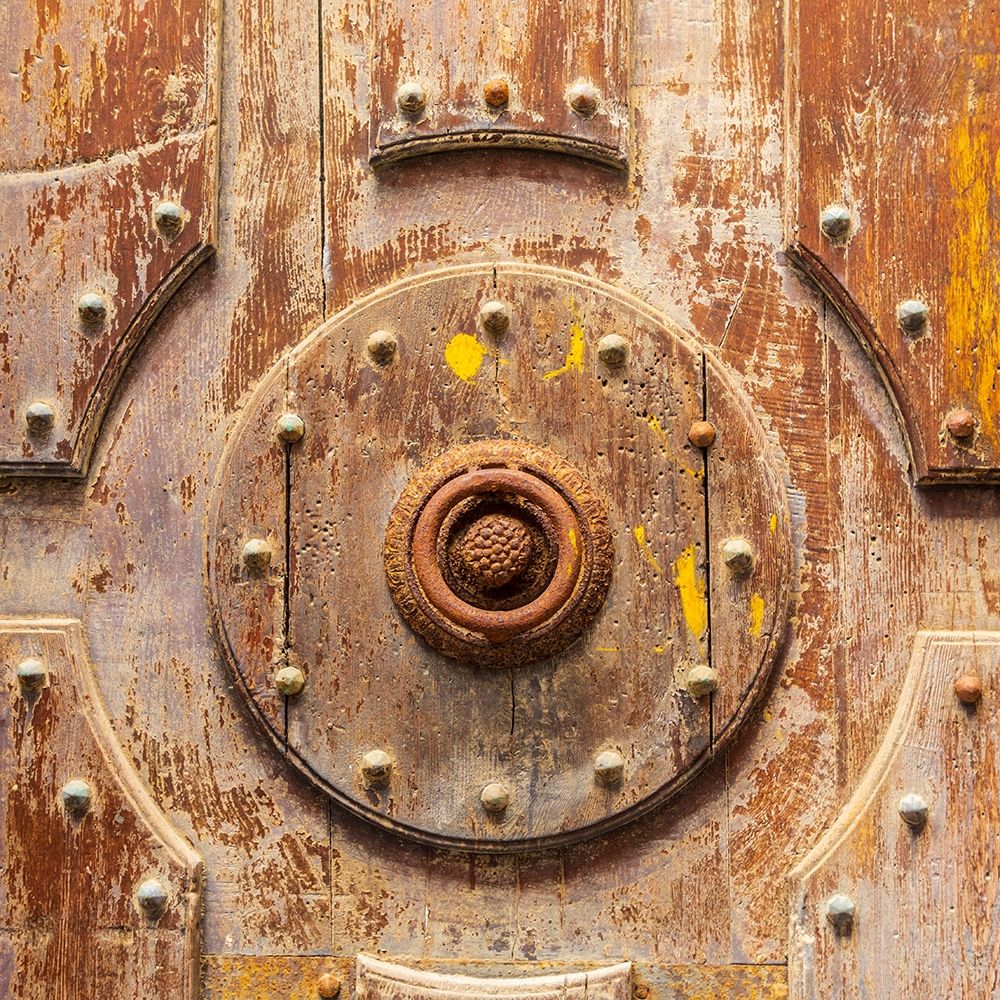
[
  {"xmin": 820, "ymin": 204, "xmax": 853, "ymax": 242},
  {"xmin": 274, "ymin": 665, "xmax": 306, "ymax": 696},
  {"xmin": 896, "ymin": 299, "xmax": 929, "ymax": 335},
  {"xmin": 276, "ymin": 412, "xmax": 305, "ymax": 443},
  {"xmin": 137, "ymin": 878, "xmax": 169, "ymax": 916},
  {"xmin": 396, "ymin": 81, "xmax": 427, "ymax": 116},
  {"xmin": 61, "ymin": 779, "xmax": 93, "ymax": 814},
  {"xmin": 241, "ymin": 538, "xmax": 272, "ymax": 573},
  {"xmin": 360, "ymin": 749, "xmax": 392, "ymax": 786},
  {"xmin": 594, "ymin": 749, "xmax": 625, "ymax": 786},
  {"xmin": 686, "ymin": 664, "xmax": 718, "ymax": 698},
  {"xmin": 483, "ymin": 78, "xmax": 510, "ymax": 109},
  {"xmin": 597, "ymin": 334, "xmax": 628, "ymax": 367},
  {"xmin": 946, "ymin": 407, "xmax": 976, "ymax": 441},
  {"xmin": 567, "ymin": 82, "xmax": 600, "ymax": 117},
  {"xmin": 722, "ymin": 537, "xmax": 754, "ymax": 577},
  {"xmin": 77, "ymin": 292, "xmax": 107, "ymax": 324},
  {"xmin": 367, "ymin": 330, "xmax": 398, "ymax": 365},
  {"xmin": 688, "ymin": 420, "xmax": 717, "ymax": 448},
  {"xmin": 826, "ymin": 892, "xmax": 855, "ymax": 932},
  {"xmin": 15, "ymin": 656, "xmax": 46, "ymax": 692},
  {"xmin": 898, "ymin": 792, "xmax": 928, "ymax": 829},
  {"xmin": 480, "ymin": 782, "xmax": 510, "ymax": 813},
  {"xmin": 479, "ymin": 300, "xmax": 511, "ymax": 336},
  {"xmin": 317, "ymin": 973, "xmax": 342, "ymax": 999},
  {"xmin": 954, "ymin": 674, "xmax": 983, "ymax": 705},
  {"xmin": 25, "ymin": 401, "xmax": 55, "ymax": 435},
  {"xmin": 153, "ymin": 201, "xmax": 184, "ymax": 235}
]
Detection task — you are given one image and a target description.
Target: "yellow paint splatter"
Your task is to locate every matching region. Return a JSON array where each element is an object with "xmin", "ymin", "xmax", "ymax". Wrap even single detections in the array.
[
  {"xmin": 653, "ymin": 645, "xmax": 665, "ymax": 654},
  {"xmin": 632, "ymin": 525, "xmax": 663, "ymax": 575},
  {"xmin": 769, "ymin": 513, "xmax": 777, "ymax": 535},
  {"xmin": 543, "ymin": 318, "xmax": 586, "ymax": 380},
  {"xmin": 568, "ymin": 528, "xmax": 578, "ymax": 575},
  {"xmin": 672, "ymin": 545, "xmax": 708, "ymax": 639},
  {"xmin": 646, "ymin": 414, "xmax": 674, "ymax": 460},
  {"xmin": 445, "ymin": 333, "xmax": 488, "ymax": 382},
  {"xmin": 748, "ymin": 592, "xmax": 765, "ymax": 637},
  {"xmin": 595, "ymin": 647, "xmax": 621, "ymax": 653}
]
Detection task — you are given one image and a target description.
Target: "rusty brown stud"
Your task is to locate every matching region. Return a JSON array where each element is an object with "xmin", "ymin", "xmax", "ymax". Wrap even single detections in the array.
[
  {"xmin": 597, "ymin": 334, "xmax": 628, "ymax": 367},
  {"xmin": 946, "ymin": 407, "xmax": 976, "ymax": 441},
  {"xmin": 820, "ymin": 204, "xmax": 852, "ymax": 243},
  {"xmin": 16, "ymin": 656, "xmax": 46, "ymax": 691},
  {"xmin": 479, "ymin": 300, "xmax": 511, "ymax": 336},
  {"xmin": 361, "ymin": 749, "xmax": 392, "ymax": 786},
  {"xmin": 25, "ymin": 401, "xmax": 55, "ymax": 435},
  {"xmin": 632, "ymin": 985, "xmax": 650, "ymax": 1000},
  {"xmin": 954, "ymin": 674, "xmax": 982, "ymax": 704},
  {"xmin": 483, "ymin": 78, "xmax": 510, "ymax": 109},
  {"xmin": 568, "ymin": 82, "xmax": 600, "ymax": 117},
  {"xmin": 154, "ymin": 201, "xmax": 184, "ymax": 235},
  {"xmin": 898, "ymin": 793, "xmax": 928, "ymax": 830},
  {"xmin": 686, "ymin": 664, "xmax": 718, "ymax": 698},
  {"xmin": 137, "ymin": 878, "xmax": 169, "ymax": 916},
  {"xmin": 826, "ymin": 893, "xmax": 855, "ymax": 932},
  {"xmin": 688, "ymin": 420, "xmax": 717, "ymax": 448},
  {"xmin": 722, "ymin": 536, "xmax": 754, "ymax": 576},
  {"xmin": 480, "ymin": 781, "xmax": 510, "ymax": 813},
  {"xmin": 594, "ymin": 749, "xmax": 625, "ymax": 786},
  {"xmin": 896, "ymin": 299, "xmax": 929, "ymax": 335},
  {"xmin": 241, "ymin": 538, "xmax": 272, "ymax": 574},
  {"xmin": 77, "ymin": 292, "xmax": 107, "ymax": 324},
  {"xmin": 274, "ymin": 666, "xmax": 306, "ymax": 696},
  {"xmin": 367, "ymin": 330, "xmax": 398, "ymax": 365},
  {"xmin": 396, "ymin": 81, "xmax": 427, "ymax": 116},
  {"xmin": 276, "ymin": 412, "xmax": 305, "ymax": 443},
  {"xmin": 61, "ymin": 779, "xmax": 93, "ymax": 814},
  {"xmin": 317, "ymin": 973, "xmax": 342, "ymax": 999}
]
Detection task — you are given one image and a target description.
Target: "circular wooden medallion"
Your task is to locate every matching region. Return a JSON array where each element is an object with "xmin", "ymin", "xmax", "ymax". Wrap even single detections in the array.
[{"xmin": 207, "ymin": 263, "xmax": 794, "ymax": 852}]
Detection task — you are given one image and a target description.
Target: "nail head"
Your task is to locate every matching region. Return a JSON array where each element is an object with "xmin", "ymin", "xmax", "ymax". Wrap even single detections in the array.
[
  {"xmin": 597, "ymin": 334, "xmax": 628, "ymax": 367},
  {"xmin": 397, "ymin": 81, "xmax": 427, "ymax": 116},
  {"xmin": 820, "ymin": 205, "xmax": 852, "ymax": 242},
  {"xmin": 722, "ymin": 537, "xmax": 754, "ymax": 576},
  {"xmin": 898, "ymin": 792, "xmax": 928, "ymax": 829},
  {"xmin": 241, "ymin": 538, "xmax": 272, "ymax": 574},
  {"xmin": 367, "ymin": 330, "xmax": 398, "ymax": 364},
  {"xmin": 686, "ymin": 664, "xmax": 718, "ymax": 698},
  {"xmin": 568, "ymin": 82, "xmax": 600, "ymax": 117},
  {"xmin": 479, "ymin": 300, "xmax": 511, "ymax": 335},
  {"xmin": 317, "ymin": 973, "xmax": 342, "ymax": 999},
  {"xmin": 826, "ymin": 893, "xmax": 855, "ymax": 931},
  {"xmin": 61, "ymin": 779, "xmax": 92, "ymax": 814},
  {"xmin": 137, "ymin": 878, "xmax": 169, "ymax": 915},
  {"xmin": 274, "ymin": 665, "xmax": 306, "ymax": 696},
  {"xmin": 594, "ymin": 749, "xmax": 625, "ymax": 785},
  {"xmin": 154, "ymin": 201, "xmax": 184, "ymax": 235},
  {"xmin": 276, "ymin": 412, "xmax": 305, "ymax": 443},
  {"xmin": 954, "ymin": 674, "xmax": 982, "ymax": 704},
  {"xmin": 688, "ymin": 420, "xmax": 717, "ymax": 448},
  {"xmin": 483, "ymin": 78, "xmax": 510, "ymax": 108},
  {"xmin": 946, "ymin": 407, "xmax": 976, "ymax": 440},
  {"xmin": 77, "ymin": 292, "xmax": 107, "ymax": 324},
  {"xmin": 896, "ymin": 299, "xmax": 929, "ymax": 335},
  {"xmin": 361, "ymin": 749, "xmax": 392, "ymax": 786},
  {"xmin": 480, "ymin": 781, "xmax": 510, "ymax": 813},
  {"xmin": 16, "ymin": 657, "xmax": 46, "ymax": 691}
]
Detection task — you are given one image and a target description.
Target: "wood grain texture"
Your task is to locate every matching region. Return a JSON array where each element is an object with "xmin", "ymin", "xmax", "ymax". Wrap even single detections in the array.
[
  {"xmin": 790, "ymin": 631, "xmax": 1000, "ymax": 998},
  {"xmin": 0, "ymin": 618, "xmax": 202, "ymax": 999},
  {"xmin": 789, "ymin": 0, "xmax": 1000, "ymax": 482}
]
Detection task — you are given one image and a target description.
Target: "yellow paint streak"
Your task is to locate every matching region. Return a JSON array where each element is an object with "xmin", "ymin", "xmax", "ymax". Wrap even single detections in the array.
[
  {"xmin": 445, "ymin": 333, "xmax": 488, "ymax": 382},
  {"xmin": 595, "ymin": 647, "xmax": 620, "ymax": 653},
  {"xmin": 946, "ymin": 107, "xmax": 1000, "ymax": 445},
  {"xmin": 769, "ymin": 513, "xmax": 777, "ymax": 535},
  {"xmin": 632, "ymin": 525, "xmax": 663, "ymax": 575},
  {"xmin": 748, "ymin": 593, "xmax": 765, "ymax": 637},
  {"xmin": 672, "ymin": 545, "xmax": 708, "ymax": 639},
  {"xmin": 543, "ymin": 318, "xmax": 586, "ymax": 380}
]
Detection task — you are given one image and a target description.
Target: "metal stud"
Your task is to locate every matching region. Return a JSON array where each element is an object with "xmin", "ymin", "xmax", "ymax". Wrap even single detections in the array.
[
  {"xmin": 567, "ymin": 82, "xmax": 600, "ymax": 117},
  {"xmin": 360, "ymin": 749, "xmax": 392, "ymax": 786},
  {"xmin": 25, "ymin": 401, "xmax": 55, "ymax": 435},
  {"xmin": 241, "ymin": 538, "xmax": 272, "ymax": 574},
  {"xmin": 820, "ymin": 204, "xmax": 853, "ymax": 242},
  {"xmin": 898, "ymin": 793, "xmax": 928, "ymax": 829},
  {"xmin": 688, "ymin": 420, "xmax": 717, "ymax": 448},
  {"xmin": 826, "ymin": 892, "xmax": 855, "ymax": 932},
  {"xmin": 15, "ymin": 657, "xmax": 46, "ymax": 692},
  {"xmin": 594, "ymin": 749, "xmax": 625, "ymax": 786},
  {"xmin": 317, "ymin": 973, "xmax": 342, "ymax": 999},
  {"xmin": 686, "ymin": 664, "xmax": 718, "ymax": 698},
  {"xmin": 896, "ymin": 299, "xmax": 929, "ymax": 336},
  {"xmin": 61, "ymin": 779, "xmax": 93, "ymax": 814},
  {"xmin": 137, "ymin": 878, "xmax": 169, "ymax": 916},
  {"xmin": 153, "ymin": 201, "xmax": 184, "ymax": 235},
  {"xmin": 954, "ymin": 674, "xmax": 982, "ymax": 705},
  {"xmin": 480, "ymin": 781, "xmax": 510, "ymax": 813},
  {"xmin": 276, "ymin": 412, "xmax": 305, "ymax": 443},
  {"xmin": 274, "ymin": 665, "xmax": 306, "ymax": 696},
  {"xmin": 77, "ymin": 292, "xmax": 107, "ymax": 324},
  {"xmin": 722, "ymin": 536, "xmax": 754, "ymax": 576},
  {"xmin": 597, "ymin": 334, "xmax": 628, "ymax": 367},
  {"xmin": 367, "ymin": 330, "xmax": 398, "ymax": 365},
  {"xmin": 396, "ymin": 81, "xmax": 427, "ymax": 116},
  {"xmin": 479, "ymin": 300, "xmax": 511, "ymax": 336},
  {"xmin": 483, "ymin": 78, "xmax": 510, "ymax": 109},
  {"xmin": 945, "ymin": 407, "xmax": 976, "ymax": 440}
]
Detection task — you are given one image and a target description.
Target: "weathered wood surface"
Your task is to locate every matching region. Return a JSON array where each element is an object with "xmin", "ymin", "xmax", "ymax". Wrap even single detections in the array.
[
  {"xmin": 0, "ymin": 618, "xmax": 202, "ymax": 999},
  {"xmin": 790, "ymin": 0, "xmax": 1000, "ymax": 482}
]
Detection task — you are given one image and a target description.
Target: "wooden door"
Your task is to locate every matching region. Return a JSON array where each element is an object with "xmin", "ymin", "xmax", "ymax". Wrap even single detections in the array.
[{"xmin": 1, "ymin": 0, "xmax": 998, "ymax": 997}]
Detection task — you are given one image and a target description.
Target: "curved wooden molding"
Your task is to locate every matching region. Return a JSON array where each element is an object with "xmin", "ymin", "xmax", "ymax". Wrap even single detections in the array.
[
  {"xmin": 357, "ymin": 955, "xmax": 633, "ymax": 1000},
  {"xmin": 787, "ymin": 0, "xmax": 1000, "ymax": 484},
  {"xmin": 0, "ymin": 618, "xmax": 203, "ymax": 998},
  {"xmin": 0, "ymin": 0, "xmax": 219, "ymax": 478},
  {"xmin": 789, "ymin": 630, "xmax": 1000, "ymax": 998}
]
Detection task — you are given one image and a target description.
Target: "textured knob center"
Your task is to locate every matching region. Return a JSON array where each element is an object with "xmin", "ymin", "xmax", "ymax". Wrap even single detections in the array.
[{"xmin": 458, "ymin": 513, "xmax": 535, "ymax": 590}]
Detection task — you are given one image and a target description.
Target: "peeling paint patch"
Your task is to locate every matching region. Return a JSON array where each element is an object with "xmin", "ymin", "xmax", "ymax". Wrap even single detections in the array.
[
  {"xmin": 672, "ymin": 544, "xmax": 707, "ymax": 639},
  {"xmin": 633, "ymin": 525, "xmax": 664, "ymax": 575},
  {"xmin": 444, "ymin": 332, "xmax": 488, "ymax": 381}
]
